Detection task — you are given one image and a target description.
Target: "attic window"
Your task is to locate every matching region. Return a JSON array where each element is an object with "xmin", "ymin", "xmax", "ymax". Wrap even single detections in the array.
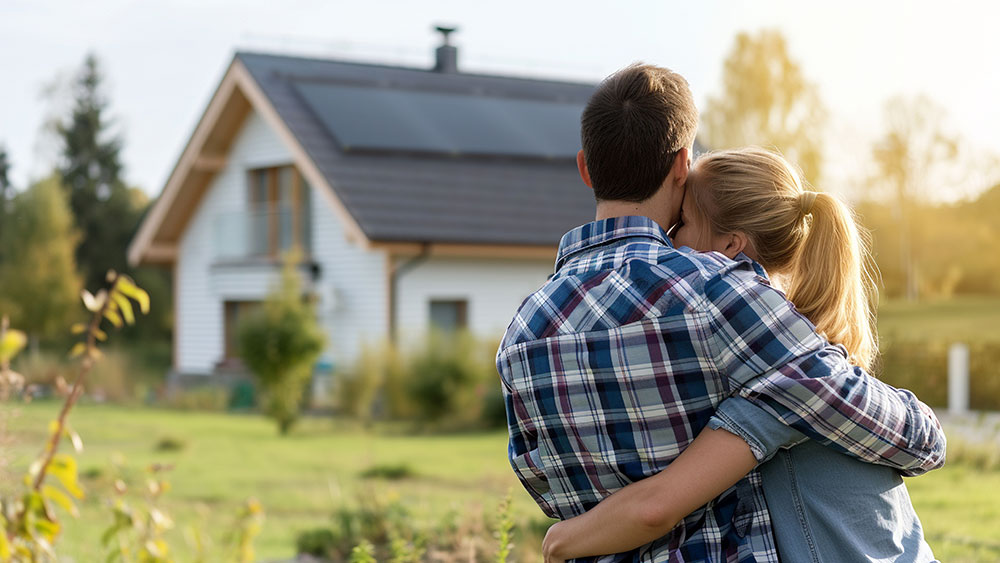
[{"xmin": 247, "ymin": 166, "xmax": 312, "ymax": 258}]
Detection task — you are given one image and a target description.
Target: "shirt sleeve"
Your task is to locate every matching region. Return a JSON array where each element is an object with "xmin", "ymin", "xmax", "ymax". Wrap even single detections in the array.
[
  {"xmin": 498, "ymin": 350, "xmax": 558, "ymax": 517},
  {"xmin": 709, "ymin": 396, "xmax": 807, "ymax": 463},
  {"xmin": 705, "ymin": 272, "xmax": 946, "ymax": 477}
]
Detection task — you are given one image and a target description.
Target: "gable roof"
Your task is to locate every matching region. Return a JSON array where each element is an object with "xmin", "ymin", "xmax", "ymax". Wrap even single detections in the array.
[
  {"xmin": 235, "ymin": 52, "xmax": 598, "ymax": 247},
  {"xmin": 129, "ymin": 51, "xmax": 703, "ymax": 265}
]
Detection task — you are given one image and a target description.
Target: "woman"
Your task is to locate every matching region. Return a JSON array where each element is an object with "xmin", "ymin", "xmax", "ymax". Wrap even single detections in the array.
[{"xmin": 542, "ymin": 147, "xmax": 938, "ymax": 562}]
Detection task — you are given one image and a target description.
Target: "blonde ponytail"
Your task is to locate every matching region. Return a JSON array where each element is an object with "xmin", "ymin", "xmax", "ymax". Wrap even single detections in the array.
[
  {"xmin": 690, "ymin": 148, "xmax": 878, "ymax": 369},
  {"xmin": 784, "ymin": 192, "xmax": 878, "ymax": 370}
]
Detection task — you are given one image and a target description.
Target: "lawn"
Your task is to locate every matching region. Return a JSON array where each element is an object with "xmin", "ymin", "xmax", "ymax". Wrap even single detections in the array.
[
  {"xmin": 878, "ymin": 295, "xmax": 1000, "ymax": 343},
  {"xmin": 2, "ymin": 403, "xmax": 999, "ymax": 562}
]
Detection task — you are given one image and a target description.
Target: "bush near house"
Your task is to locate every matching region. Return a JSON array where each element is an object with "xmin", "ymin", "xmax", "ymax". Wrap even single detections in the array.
[
  {"xmin": 336, "ymin": 332, "xmax": 504, "ymax": 430},
  {"xmin": 237, "ymin": 254, "xmax": 325, "ymax": 435}
]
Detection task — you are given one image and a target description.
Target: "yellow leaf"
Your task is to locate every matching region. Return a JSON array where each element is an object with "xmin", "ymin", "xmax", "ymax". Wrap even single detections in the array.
[
  {"xmin": 69, "ymin": 342, "xmax": 87, "ymax": 358},
  {"xmin": 42, "ymin": 485, "xmax": 79, "ymax": 517},
  {"xmin": 94, "ymin": 328, "xmax": 108, "ymax": 341},
  {"xmin": 111, "ymin": 292, "xmax": 135, "ymax": 325},
  {"xmin": 104, "ymin": 309, "xmax": 123, "ymax": 328},
  {"xmin": 70, "ymin": 323, "xmax": 88, "ymax": 335},
  {"xmin": 0, "ymin": 328, "xmax": 27, "ymax": 363},
  {"xmin": 50, "ymin": 454, "xmax": 84, "ymax": 500},
  {"xmin": 117, "ymin": 276, "xmax": 151, "ymax": 315}
]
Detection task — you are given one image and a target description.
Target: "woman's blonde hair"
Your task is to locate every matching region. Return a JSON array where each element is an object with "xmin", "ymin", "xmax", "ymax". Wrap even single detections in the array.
[{"xmin": 689, "ymin": 147, "xmax": 879, "ymax": 369}]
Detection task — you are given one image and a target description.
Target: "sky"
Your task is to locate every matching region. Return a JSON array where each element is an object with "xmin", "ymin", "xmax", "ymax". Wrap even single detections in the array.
[{"xmin": 2, "ymin": 0, "xmax": 999, "ymax": 201}]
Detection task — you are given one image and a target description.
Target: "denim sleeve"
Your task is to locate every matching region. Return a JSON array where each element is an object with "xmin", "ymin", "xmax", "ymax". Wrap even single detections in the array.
[
  {"xmin": 706, "ymin": 271, "xmax": 946, "ymax": 477},
  {"xmin": 708, "ymin": 396, "xmax": 808, "ymax": 463}
]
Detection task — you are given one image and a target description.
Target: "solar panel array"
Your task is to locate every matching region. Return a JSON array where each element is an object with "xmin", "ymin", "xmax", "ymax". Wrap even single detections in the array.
[{"xmin": 293, "ymin": 81, "xmax": 584, "ymax": 159}]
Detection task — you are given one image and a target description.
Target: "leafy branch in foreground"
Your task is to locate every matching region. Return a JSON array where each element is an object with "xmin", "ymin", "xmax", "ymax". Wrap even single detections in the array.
[{"xmin": 1, "ymin": 270, "xmax": 149, "ymax": 561}]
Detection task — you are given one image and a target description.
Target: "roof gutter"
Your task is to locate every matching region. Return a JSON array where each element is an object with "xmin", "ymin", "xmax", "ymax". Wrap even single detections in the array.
[{"xmin": 388, "ymin": 242, "xmax": 432, "ymax": 343}]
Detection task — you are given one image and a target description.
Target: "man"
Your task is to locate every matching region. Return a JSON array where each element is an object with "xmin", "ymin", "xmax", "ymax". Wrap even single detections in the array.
[{"xmin": 497, "ymin": 64, "xmax": 945, "ymax": 562}]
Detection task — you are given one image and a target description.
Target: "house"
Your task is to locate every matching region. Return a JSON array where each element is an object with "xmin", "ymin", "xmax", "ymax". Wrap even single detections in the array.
[{"xmin": 128, "ymin": 31, "xmax": 606, "ymax": 380}]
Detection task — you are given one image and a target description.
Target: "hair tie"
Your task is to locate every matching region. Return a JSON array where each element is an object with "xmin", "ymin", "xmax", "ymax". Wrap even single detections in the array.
[{"xmin": 799, "ymin": 191, "xmax": 818, "ymax": 216}]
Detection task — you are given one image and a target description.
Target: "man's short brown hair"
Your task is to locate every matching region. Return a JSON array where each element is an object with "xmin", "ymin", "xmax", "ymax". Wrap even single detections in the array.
[{"xmin": 581, "ymin": 64, "xmax": 698, "ymax": 202}]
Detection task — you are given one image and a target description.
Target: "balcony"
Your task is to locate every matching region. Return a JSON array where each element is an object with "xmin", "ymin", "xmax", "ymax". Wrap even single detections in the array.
[{"xmin": 213, "ymin": 206, "xmax": 311, "ymax": 263}]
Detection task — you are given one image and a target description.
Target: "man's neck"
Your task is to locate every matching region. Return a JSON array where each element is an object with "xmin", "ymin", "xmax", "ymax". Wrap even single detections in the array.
[{"xmin": 595, "ymin": 200, "xmax": 672, "ymax": 233}]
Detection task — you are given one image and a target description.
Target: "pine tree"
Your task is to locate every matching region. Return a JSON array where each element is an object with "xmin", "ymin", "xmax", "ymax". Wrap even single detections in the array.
[
  {"xmin": 57, "ymin": 53, "xmax": 143, "ymax": 291},
  {"xmin": 0, "ymin": 144, "xmax": 11, "ymax": 260},
  {"xmin": 0, "ymin": 174, "xmax": 82, "ymax": 347}
]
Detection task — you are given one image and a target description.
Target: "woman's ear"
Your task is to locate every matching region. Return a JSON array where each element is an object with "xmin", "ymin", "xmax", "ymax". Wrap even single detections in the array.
[{"xmin": 721, "ymin": 231, "xmax": 749, "ymax": 259}]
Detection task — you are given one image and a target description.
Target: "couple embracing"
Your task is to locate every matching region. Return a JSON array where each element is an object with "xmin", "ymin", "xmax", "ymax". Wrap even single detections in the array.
[{"xmin": 497, "ymin": 64, "xmax": 945, "ymax": 562}]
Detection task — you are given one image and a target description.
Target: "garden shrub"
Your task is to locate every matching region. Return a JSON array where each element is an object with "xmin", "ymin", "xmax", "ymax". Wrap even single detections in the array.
[
  {"xmin": 877, "ymin": 338, "xmax": 1000, "ymax": 410},
  {"xmin": 164, "ymin": 385, "xmax": 230, "ymax": 411},
  {"xmin": 294, "ymin": 492, "xmax": 524, "ymax": 562},
  {"xmin": 339, "ymin": 332, "xmax": 506, "ymax": 430},
  {"xmin": 238, "ymin": 253, "xmax": 325, "ymax": 434}
]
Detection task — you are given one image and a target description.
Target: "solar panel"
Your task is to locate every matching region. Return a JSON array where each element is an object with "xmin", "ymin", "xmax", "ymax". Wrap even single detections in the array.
[{"xmin": 293, "ymin": 81, "xmax": 584, "ymax": 159}]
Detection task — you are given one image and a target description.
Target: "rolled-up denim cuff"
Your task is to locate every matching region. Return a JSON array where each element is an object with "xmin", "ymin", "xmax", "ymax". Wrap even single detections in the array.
[{"xmin": 709, "ymin": 411, "xmax": 768, "ymax": 463}]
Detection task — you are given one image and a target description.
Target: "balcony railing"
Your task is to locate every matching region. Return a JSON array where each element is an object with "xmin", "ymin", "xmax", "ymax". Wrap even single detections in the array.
[{"xmin": 213, "ymin": 206, "xmax": 311, "ymax": 262}]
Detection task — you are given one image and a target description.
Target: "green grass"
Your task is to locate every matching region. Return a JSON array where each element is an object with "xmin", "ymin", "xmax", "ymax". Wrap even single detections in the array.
[
  {"xmin": 3, "ymin": 403, "xmax": 999, "ymax": 561},
  {"xmin": 878, "ymin": 295, "xmax": 1000, "ymax": 343},
  {"xmin": 1, "ymin": 402, "xmax": 547, "ymax": 561}
]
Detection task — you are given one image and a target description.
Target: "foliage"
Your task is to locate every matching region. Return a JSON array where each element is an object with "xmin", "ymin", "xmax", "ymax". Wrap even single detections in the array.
[
  {"xmin": 162, "ymin": 386, "xmax": 230, "ymax": 412},
  {"xmin": 55, "ymin": 54, "xmax": 140, "ymax": 292},
  {"xmin": 237, "ymin": 254, "xmax": 325, "ymax": 434},
  {"xmin": 494, "ymin": 491, "xmax": 514, "ymax": 563},
  {"xmin": 0, "ymin": 174, "xmax": 82, "ymax": 346},
  {"xmin": 870, "ymin": 95, "xmax": 961, "ymax": 300},
  {"xmin": 296, "ymin": 491, "xmax": 526, "ymax": 562},
  {"xmin": 0, "ymin": 143, "xmax": 11, "ymax": 250},
  {"xmin": 337, "ymin": 340, "xmax": 398, "ymax": 423},
  {"xmin": 405, "ymin": 331, "xmax": 475, "ymax": 424},
  {"xmin": 0, "ymin": 271, "xmax": 149, "ymax": 561},
  {"xmin": 702, "ymin": 29, "xmax": 826, "ymax": 186},
  {"xmin": 339, "ymin": 332, "xmax": 505, "ymax": 430},
  {"xmin": 51, "ymin": 53, "xmax": 173, "ymax": 350},
  {"xmin": 359, "ymin": 463, "xmax": 416, "ymax": 481},
  {"xmin": 877, "ymin": 338, "xmax": 1000, "ymax": 411}
]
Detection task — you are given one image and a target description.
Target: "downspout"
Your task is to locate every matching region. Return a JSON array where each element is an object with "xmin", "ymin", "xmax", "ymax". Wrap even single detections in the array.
[{"xmin": 389, "ymin": 243, "xmax": 431, "ymax": 343}]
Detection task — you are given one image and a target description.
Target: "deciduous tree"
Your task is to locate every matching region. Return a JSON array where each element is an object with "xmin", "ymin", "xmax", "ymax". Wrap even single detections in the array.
[
  {"xmin": 703, "ymin": 30, "xmax": 826, "ymax": 186},
  {"xmin": 0, "ymin": 174, "xmax": 82, "ymax": 349}
]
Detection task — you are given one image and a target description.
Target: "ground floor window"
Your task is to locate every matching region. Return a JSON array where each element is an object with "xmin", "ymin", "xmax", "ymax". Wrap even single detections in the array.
[{"xmin": 429, "ymin": 299, "xmax": 468, "ymax": 333}]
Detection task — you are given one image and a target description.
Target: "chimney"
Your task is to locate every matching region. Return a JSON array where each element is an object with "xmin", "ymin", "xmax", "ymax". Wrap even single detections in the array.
[{"xmin": 433, "ymin": 25, "xmax": 459, "ymax": 73}]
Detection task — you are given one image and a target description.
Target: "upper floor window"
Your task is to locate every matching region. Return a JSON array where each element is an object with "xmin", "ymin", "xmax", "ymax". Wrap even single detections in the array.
[{"xmin": 248, "ymin": 166, "xmax": 312, "ymax": 258}]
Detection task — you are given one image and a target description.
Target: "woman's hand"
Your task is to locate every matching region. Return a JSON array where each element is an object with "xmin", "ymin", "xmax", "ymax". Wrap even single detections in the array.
[{"xmin": 542, "ymin": 521, "xmax": 570, "ymax": 563}]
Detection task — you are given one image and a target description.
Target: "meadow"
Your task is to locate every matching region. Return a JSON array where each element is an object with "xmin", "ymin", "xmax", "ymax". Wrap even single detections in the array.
[{"xmin": 1, "ymin": 403, "xmax": 999, "ymax": 562}]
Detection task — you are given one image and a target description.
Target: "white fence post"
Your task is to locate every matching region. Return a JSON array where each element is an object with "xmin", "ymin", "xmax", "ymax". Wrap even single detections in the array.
[{"xmin": 948, "ymin": 342, "xmax": 970, "ymax": 415}]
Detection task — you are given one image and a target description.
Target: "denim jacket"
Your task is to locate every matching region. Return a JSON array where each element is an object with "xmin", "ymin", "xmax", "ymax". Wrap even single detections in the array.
[{"xmin": 711, "ymin": 397, "xmax": 939, "ymax": 563}]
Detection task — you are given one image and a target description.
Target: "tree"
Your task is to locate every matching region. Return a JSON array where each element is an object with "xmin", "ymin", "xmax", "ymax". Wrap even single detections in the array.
[
  {"xmin": 237, "ymin": 254, "xmax": 325, "ymax": 434},
  {"xmin": 871, "ymin": 95, "xmax": 958, "ymax": 300},
  {"xmin": 703, "ymin": 30, "xmax": 827, "ymax": 186},
  {"xmin": 0, "ymin": 144, "xmax": 12, "ymax": 261},
  {"xmin": 0, "ymin": 174, "xmax": 82, "ymax": 349},
  {"xmin": 56, "ymin": 53, "xmax": 143, "ymax": 291}
]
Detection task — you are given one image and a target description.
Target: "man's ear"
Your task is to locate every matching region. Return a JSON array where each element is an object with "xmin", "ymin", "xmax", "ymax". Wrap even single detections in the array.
[
  {"xmin": 721, "ymin": 231, "xmax": 750, "ymax": 259},
  {"xmin": 669, "ymin": 147, "xmax": 691, "ymax": 188},
  {"xmin": 577, "ymin": 150, "xmax": 593, "ymax": 188}
]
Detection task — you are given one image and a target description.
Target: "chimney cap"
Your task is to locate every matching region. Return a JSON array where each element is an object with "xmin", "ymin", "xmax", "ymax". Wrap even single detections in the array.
[{"xmin": 434, "ymin": 25, "xmax": 458, "ymax": 45}]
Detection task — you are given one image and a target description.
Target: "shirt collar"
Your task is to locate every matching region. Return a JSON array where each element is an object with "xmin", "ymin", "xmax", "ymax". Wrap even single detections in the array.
[{"xmin": 556, "ymin": 216, "xmax": 673, "ymax": 270}]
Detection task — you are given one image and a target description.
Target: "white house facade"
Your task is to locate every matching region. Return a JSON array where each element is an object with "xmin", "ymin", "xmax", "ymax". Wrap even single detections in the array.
[{"xmin": 129, "ymin": 39, "xmax": 599, "ymax": 378}]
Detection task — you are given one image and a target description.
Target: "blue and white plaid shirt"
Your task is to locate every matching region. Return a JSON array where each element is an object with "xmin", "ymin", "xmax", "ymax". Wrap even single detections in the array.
[{"xmin": 498, "ymin": 216, "xmax": 945, "ymax": 563}]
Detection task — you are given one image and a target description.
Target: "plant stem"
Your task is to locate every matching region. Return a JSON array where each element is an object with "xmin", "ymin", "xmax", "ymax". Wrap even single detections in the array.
[{"xmin": 31, "ymin": 274, "xmax": 119, "ymax": 492}]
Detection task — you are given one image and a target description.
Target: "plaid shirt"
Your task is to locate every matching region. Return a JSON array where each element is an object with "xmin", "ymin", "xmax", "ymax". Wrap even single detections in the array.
[{"xmin": 497, "ymin": 216, "xmax": 945, "ymax": 563}]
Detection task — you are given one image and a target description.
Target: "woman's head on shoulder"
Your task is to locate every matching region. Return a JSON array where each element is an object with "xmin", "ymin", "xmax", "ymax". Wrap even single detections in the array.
[{"xmin": 673, "ymin": 146, "xmax": 879, "ymax": 370}]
